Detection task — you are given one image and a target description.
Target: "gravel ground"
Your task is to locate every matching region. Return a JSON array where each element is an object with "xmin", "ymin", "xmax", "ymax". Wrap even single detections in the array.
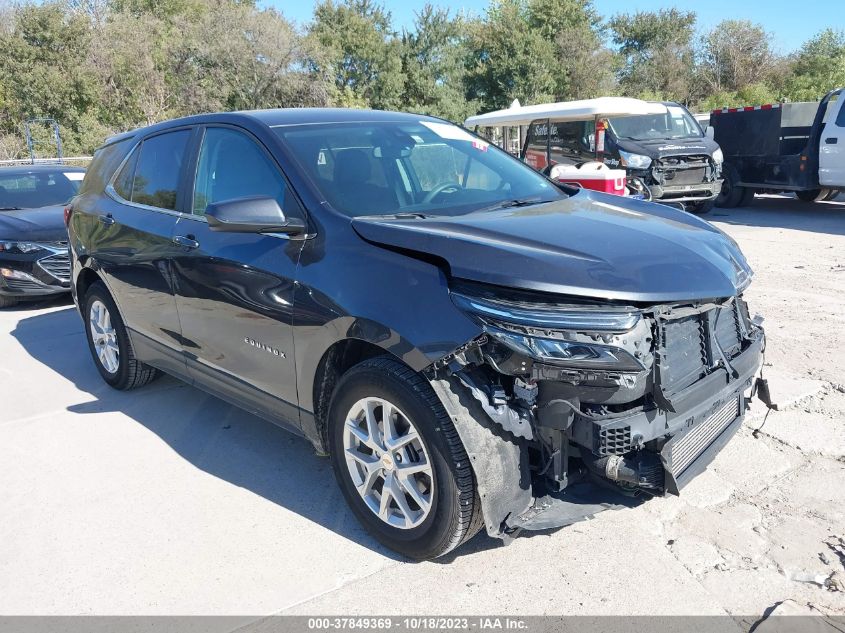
[{"xmin": 0, "ymin": 194, "xmax": 843, "ymax": 627}]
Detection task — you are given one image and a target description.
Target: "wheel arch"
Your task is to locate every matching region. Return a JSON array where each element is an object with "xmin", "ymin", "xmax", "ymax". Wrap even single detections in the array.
[
  {"xmin": 308, "ymin": 337, "xmax": 408, "ymax": 454},
  {"xmin": 75, "ymin": 266, "xmax": 102, "ymax": 304}
]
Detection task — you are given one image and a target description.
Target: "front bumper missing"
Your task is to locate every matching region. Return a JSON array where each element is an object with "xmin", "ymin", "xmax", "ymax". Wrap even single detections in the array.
[
  {"xmin": 510, "ymin": 380, "xmax": 753, "ymax": 534},
  {"xmin": 437, "ymin": 329, "xmax": 764, "ymax": 538},
  {"xmin": 649, "ymin": 180, "xmax": 721, "ymax": 204}
]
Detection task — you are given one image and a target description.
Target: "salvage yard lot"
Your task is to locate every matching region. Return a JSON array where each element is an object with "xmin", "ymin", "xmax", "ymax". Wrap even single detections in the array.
[{"xmin": 1, "ymin": 195, "xmax": 844, "ymax": 622}]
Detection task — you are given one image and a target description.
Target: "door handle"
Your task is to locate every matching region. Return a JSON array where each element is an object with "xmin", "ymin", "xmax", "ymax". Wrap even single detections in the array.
[
  {"xmin": 825, "ymin": 137, "xmax": 838, "ymax": 144},
  {"xmin": 173, "ymin": 234, "xmax": 200, "ymax": 249},
  {"xmin": 98, "ymin": 214, "xmax": 115, "ymax": 226}
]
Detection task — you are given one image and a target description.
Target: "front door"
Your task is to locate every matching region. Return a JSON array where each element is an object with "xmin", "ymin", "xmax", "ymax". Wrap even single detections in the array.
[
  {"xmin": 170, "ymin": 125, "xmax": 304, "ymax": 427},
  {"xmin": 819, "ymin": 91, "xmax": 845, "ymax": 188}
]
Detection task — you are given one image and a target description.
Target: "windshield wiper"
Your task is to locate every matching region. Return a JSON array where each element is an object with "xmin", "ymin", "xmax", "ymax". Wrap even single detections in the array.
[
  {"xmin": 477, "ymin": 197, "xmax": 548, "ymax": 213},
  {"xmin": 0, "ymin": 206, "xmax": 23, "ymax": 211},
  {"xmin": 358, "ymin": 212, "xmax": 431, "ymax": 220}
]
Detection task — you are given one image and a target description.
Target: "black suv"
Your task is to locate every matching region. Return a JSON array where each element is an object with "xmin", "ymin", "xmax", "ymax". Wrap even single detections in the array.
[{"xmin": 68, "ymin": 109, "xmax": 765, "ymax": 560}]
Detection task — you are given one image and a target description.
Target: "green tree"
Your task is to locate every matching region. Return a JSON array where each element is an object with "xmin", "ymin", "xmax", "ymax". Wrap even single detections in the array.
[
  {"xmin": 465, "ymin": 0, "xmax": 557, "ymax": 111},
  {"xmin": 697, "ymin": 83, "xmax": 781, "ymax": 111},
  {"xmin": 609, "ymin": 8, "xmax": 697, "ymax": 103},
  {"xmin": 400, "ymin": 5, "xmax": 475, "ymax": 122},
  {"xmin": 0, "ymin": 2, "xmax": 106, "ymax": 155},
  {"xmin": 309, "ymin": 0, "xmax": 404, "ymax": 110},
  {"xmin": 698, "ymin": 20, "xmax": 777, "ymax": 94},
  {"xmin": 526, "ymin": 0, "xmax": 614, "ymax": 100},
  {"xmin": 785, "ymin": 29, "xmax": 845, "ymax": 101}
]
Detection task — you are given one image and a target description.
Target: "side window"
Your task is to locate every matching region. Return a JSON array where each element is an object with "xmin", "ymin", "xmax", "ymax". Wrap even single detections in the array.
[
  {"xmin": 193, "ymin": 127, "xmax": 289, "ymax": 215},
  {"xmin": 833, "ymin": 95, "xmax": 845, "ymax": 128},
  {"xmin": 81, "ymin": 138, "xmax": 132, "ymax": 196},
  {"xmin": 523, "ymin": 119, "xmax": 549, "ymax": 170},
  {"xmin": 113, "ymin": 130, "xmax": 190, "ymax": 211},
  {"xmin": 112, "ymin": 147, "xmax": 138, "ymax": 201},
  {"xmin": 549, "ymin": 121, "xmax": 584, "ymax": 165}
]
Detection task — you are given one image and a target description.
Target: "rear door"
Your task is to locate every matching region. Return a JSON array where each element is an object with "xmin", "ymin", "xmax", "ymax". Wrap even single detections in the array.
[
  {"xmin": 170, "ymin": 125, "xmax": 304, "ymax": 427},
  {"xmin": 95, "ymin": 128, "xmax": 194, "ymax": 377},
  {"xmin": 819, "ymin": 91, "xmax": 845, "ymax": 188}
]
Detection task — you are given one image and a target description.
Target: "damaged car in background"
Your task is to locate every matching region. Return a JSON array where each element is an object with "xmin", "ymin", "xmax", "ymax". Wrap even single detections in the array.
[{"xmin": 67, "ymin": 109, "xmax": 767, "ymax": 561}]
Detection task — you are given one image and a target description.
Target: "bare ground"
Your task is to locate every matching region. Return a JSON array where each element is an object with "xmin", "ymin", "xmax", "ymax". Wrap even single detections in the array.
[{"xmin": 0, "ymin": 194, "xmax": 843, "ymax": 626}]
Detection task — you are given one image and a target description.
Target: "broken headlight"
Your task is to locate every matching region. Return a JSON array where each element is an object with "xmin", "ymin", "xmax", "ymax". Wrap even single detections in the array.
[{"xmin": 451, "ymin": 292, "xmax": 645, "ymax": 371}]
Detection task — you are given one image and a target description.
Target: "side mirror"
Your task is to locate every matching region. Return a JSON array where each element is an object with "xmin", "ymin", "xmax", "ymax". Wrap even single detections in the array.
[
  {"xmin": 705, "ymin": 126, "xmax": 715, "ymax": 140},
  {"xmin": 205, "ymin": 196, "xmax": 306, "ymax": 235}
]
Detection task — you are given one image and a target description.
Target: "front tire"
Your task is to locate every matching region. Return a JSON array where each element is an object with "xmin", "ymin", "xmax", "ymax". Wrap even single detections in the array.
[
  {"xmin": 685, "ymin": 199, "xmax": 715, "ymax": 215},
  {"xmin": 83, "ymin": 281, "xmax": 159, "ymax": 390},
  {"xmin": 738, "ymin": 186, "xmax": 756, "ymax": 207},
  {"xmin": 716, "ymin": 166, "xmax": 743, "ymax": 208},
  {"xmin": 328, "ymin": 357, "xmax": 483, "ymax": 560}
]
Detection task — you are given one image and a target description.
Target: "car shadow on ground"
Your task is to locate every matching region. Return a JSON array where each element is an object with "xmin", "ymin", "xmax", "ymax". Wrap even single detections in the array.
[
  {"xmin": 9, "ymin": 304, "xmax": 510, "ymax": 561},
  {"xmin": 711, "ymin": 194, "xmax": 845, "ymax": 237}
]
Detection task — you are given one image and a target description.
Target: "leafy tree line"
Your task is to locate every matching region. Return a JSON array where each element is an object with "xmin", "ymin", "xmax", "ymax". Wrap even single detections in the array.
[{"xmin": 1, "ymin": 0, "xmax": 844, "ymax": 159}]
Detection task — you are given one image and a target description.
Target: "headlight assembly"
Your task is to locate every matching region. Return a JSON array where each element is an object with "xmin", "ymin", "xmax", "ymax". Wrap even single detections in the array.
[
  {"xmin": 486, "ymin": 327, "xmax": 645, "ymax": 371},
  {"xmin": 451, "ymin": 293, "xmax": 640, "ymax": 332},
  {"xmin": 712, "ymin": 148, "xmax": 724, "ymax": 164},
  {"xmin": 451, "ymin": 292, "xmax": 646, "ymax": 372},
  {"xmin": 619, "ymin": 150, "xmax": 652, "ymax": 170},
  {"xmin": 0, "ymin": 241, "xmax": 46, "ymax": 254}
]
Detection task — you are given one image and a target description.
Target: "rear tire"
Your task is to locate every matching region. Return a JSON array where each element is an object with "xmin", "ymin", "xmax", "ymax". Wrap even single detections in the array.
[
  {"xmin": 715, "ymin": 166, "xmax": 743, "ymax": 208},
  {"xmin": 796, "ymin": 188, "xmax": 831, "ymax": 202},
  {"xmin": 0, "ymin": 295, "xmax": 18, "ymax": 308},
  {"xmin": 328, "ymin": 356, "xmax": 483, "ymax": 560},
  {"xmin": 83, "ymin": 281, "xmax": 159, "ymax": 390}
]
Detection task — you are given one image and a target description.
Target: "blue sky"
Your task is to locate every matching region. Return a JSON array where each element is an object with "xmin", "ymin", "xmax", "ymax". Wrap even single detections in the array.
[{"xmin": 271, "ymin": 0, "xmax": 838, "ymax": 53}]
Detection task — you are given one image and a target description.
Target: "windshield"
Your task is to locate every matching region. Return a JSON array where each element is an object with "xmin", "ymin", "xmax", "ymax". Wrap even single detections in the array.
[
  {"xmin": 607, "ymin": 105, "xmax": 703, "ymax": 141},
  {"xmin": 0, "ymin": 169, "xmax": 84, "ymax": 210},
  {"xmin": 274, "ymin": 121, "xmax": 564, "ymax": 217}
]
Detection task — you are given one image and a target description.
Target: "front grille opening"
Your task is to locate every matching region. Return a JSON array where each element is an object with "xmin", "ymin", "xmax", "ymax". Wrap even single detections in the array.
[{"xmin": 37, "ymin": 253, "xmax": 70, "ymax": 284}]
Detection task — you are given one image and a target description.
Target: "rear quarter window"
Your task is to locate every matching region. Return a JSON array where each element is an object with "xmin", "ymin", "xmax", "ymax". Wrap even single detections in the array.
[
  {"xmin": 79, "ymin": 138, "xmax": 133, "ymax": 196},
  {"xmin": 111, "ymin": 130, "xmax": 191, "ymax": 211}
]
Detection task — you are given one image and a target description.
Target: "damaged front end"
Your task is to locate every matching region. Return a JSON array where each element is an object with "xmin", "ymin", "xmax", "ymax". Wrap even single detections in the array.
[{"xmin": 427, "ymin": 280, "xmax": 766, "ymax": 539}]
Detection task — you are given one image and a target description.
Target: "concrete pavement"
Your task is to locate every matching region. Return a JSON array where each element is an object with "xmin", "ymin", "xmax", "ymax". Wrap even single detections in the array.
[{"xmin": 1, "ymin": 199, "xmax": 844, "ymax": 621}]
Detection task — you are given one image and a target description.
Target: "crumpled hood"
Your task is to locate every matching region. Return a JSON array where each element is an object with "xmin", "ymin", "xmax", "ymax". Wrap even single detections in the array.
[
  {"xmin": 615, "ymin": 135, "xmax": 720, "ymax": 160},
  {"xmin": 0, "ymin": 205, "xmax": 67, "ymax": 242},
  {"xmin": 351, "ymin": 190, "xmax": 752, "ymax": 303}
]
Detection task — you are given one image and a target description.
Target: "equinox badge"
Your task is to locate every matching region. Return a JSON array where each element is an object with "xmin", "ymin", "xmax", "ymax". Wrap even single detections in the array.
[{"xmin": 244, "ymin": 337, "xmax": 285, "ymax": 358}]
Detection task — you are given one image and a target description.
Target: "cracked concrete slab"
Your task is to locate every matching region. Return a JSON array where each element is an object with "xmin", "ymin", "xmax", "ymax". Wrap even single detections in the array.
[
  {"xmin": 747, "ymin": 369, "xmax": 828, "ymax": 417},
  {"xmin": 280, "ymin": 509, "xmax": 730, "ymax": 616},
  {"xmin": 753, "ymin": 390, "xmax": 845, "ymax": 458},
  {"xmin": 738, "ymin": 600, "xmax": 844, "ymax": 633},
  {"xmin": 709, "ymin": 430, "xmax": 797, "ymax": 496}
]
